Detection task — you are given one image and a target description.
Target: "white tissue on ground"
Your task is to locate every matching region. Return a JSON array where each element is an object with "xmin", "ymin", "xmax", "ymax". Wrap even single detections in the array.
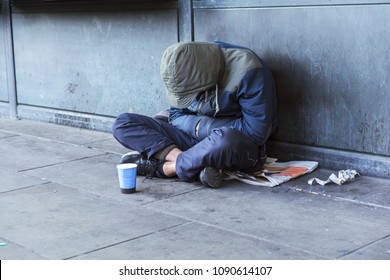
[{"xmin": 308, "ymin": 169, "xmax": 360, "ymax": 186}]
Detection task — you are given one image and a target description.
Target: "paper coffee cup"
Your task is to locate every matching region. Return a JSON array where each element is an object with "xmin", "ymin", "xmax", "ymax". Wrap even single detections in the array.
[{"xmin": 116, "ymin": 163, "xmax": 137, "ymax": 194}]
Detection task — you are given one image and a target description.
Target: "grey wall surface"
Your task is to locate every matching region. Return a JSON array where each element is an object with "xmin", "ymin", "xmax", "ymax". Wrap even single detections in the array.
[
  {"xmin": 1, "ymin": 1, "xmax": 180, "ymax": 120},
  {"xmin": 1, "ymin": 0, "xmax": 389, "ymax": 176},
  {"xmin": 0, "ymin": 4, "xmax": 8, "ymax": 103},
  {"xmin": 194, "ymin": 2, "xmax": 390, "ymax": 159},
  {"xmin": 12, "ymin": 10, "xmax": 176, "ymax": 117}
]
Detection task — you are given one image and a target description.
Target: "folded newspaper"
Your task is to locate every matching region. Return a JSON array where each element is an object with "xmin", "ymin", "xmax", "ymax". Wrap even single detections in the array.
[{"xmin": 224, "ymin": 159, "xmax": 319, "ymax": 187}]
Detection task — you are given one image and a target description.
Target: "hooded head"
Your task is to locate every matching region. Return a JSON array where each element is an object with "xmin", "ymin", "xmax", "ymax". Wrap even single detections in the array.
[{"xmin": 160, "ymin": 42, "xmax": 224, "ymax": 108}]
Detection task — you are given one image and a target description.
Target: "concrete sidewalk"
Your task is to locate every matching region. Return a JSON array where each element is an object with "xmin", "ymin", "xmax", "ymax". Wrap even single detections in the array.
[{"xmin": 0, "ymin": 117, "xmax": 389, "ymax": 260}]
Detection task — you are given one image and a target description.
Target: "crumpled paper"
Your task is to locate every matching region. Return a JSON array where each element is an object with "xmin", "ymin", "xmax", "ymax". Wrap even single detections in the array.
[{"xmin": 308, "ymin": 169, "xmax": 360, "ymax": 186}]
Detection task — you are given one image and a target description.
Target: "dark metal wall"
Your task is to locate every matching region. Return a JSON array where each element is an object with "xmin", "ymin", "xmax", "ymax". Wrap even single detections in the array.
[
  {"xmin": 0, "ymin": 3, "xmax": 7, "ymax": 104},
  {"xmin": 1, "ymin": 0, "xmax": 179, "ymax": 129},
  {"xmin": 193, "ymin": 0, "xmax": 390, "ymax": 176},
  {"xmin": 1, "ymin": 0, "xmax": 389, "ymax": 176},
  {"xmin": 13, "ymin": 11, "xmax": 176, "ymax": 117},
  {"xmin": 1, "ymin": 2, "xmax": 8, "ymax": 103}
]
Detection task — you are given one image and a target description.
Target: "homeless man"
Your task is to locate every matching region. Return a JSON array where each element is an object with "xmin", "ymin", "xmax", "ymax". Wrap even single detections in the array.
[{"xmin": 112, "ymin": 41, "xmax": 277, "ymax": 188}]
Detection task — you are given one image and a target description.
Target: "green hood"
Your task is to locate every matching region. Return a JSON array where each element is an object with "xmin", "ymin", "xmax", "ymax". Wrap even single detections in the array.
[{"xmin": 160, "ymin": 42, "xmax": 224, "ymax": 108}]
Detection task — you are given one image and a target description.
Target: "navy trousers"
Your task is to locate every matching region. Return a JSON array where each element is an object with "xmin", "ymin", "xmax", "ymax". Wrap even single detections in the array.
[{"xmin": 112, "ymin": 113, "xmax": 265, "ymax": 182}]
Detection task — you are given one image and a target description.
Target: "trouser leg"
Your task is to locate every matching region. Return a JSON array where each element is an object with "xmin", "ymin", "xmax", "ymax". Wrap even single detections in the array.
[
  {"xmin": 112, "ymin": 113, "xmax": 198, "ymax": 158},
  {"xmin": 176, "ymin": 127, "xmax": 266, "ymax": 182}
]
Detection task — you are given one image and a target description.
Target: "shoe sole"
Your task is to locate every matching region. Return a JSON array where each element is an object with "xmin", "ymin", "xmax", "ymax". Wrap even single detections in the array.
[{"xmin": 119, "ymin": 151, "xmax": 141, "ymax": 164}]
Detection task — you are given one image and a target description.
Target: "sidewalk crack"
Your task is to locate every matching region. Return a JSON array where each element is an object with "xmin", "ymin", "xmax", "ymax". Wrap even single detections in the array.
[
  {"xmin": 17, "ymin": 154, "xmax": 108, "ymax": 172},
  {"xmin": 0, "ymin": 181, "xmax": 52, "ymax": 194},
  {"xmin": 336, "ymin": 234, "xmax": 390, "ymax": 259}
]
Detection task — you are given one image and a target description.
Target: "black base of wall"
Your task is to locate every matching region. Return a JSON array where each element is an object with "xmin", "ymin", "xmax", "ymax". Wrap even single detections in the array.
[
  {"xmin": 267, "ymin": 141, "xmax": 390, "ymax": 179},
  {"xmin": 17, "ymin": 105, "xmax": 115, "ymax": 132}
]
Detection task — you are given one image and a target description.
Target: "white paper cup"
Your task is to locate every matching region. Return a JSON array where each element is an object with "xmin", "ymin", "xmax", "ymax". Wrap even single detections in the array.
[{"xmin": 116, "ymin": 163, "xmax": 137, "ymax": 194}]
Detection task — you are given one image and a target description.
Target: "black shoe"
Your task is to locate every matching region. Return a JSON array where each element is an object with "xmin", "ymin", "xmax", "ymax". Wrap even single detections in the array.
[
  {"xmin": 120, "ymin": 151, "xmax": 166, "ymax": 178},
  {"xmin": 199, "ymin": 167, "xmax": 223, "ymax": 188}
]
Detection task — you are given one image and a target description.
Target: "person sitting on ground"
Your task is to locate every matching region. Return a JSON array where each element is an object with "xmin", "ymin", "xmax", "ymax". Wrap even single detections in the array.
[{"xmin": 112, "ymin": 41, "xmax": 277, "ymax": 188}]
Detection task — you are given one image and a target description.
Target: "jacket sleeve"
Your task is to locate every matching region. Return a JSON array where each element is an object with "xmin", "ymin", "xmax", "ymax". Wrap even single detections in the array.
[
  {"xmin": 169, "ymin": 107, "xmax": 202, "ymax": 139},
  {"xmin": 235, "ymin": 66, "xmax": 276, "ymax": 145},
  {"xmin": 197, "ymin": 66, "xmax": 277, "ymax": 145},
  {"xmin": 169, "ymin": 107, "xmax": 236, "ymax": 140}
]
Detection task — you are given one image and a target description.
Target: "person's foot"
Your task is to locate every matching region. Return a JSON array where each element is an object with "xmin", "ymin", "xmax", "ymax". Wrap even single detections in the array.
[
  {"xmin": 119, "ymin": 151, "xmax": 166, "ymax": 178},
  {"xmin": 199, "ymin": 167, "xmax": 223, "ymax": 188}
]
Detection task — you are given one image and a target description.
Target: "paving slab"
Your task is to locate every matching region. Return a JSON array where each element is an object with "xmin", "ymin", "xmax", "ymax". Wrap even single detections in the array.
[
  {"xmin": 0, "ymin": 118, "xmax": 111, "ymax": 145},
  {"xmin": 72, "ymin": 222, "xmax": 320, "ymax": 260},
  {"xmin": 0, "ymin": 239, "xmax": 48, "ymax": 260},
  {"xmin": 1, "ymin": 117, "xmax": 389, "ymax": 260},
  {"xmin": 0, "ymin": 168, "xmax": 50, "ymax": 193},
  {"xmin": 0, "ymin": 134, "xmax": 105, "ymax": 172},
  {"xmin": 146, "ymin": 181, "xmax": 390, "ymax": 259},
  {"xmin": 0, "ymin": 183, "xmax": 187, "ymax": 259},
  {"xmin": 22, "ymin": 153, "xmax": 204, "ymax": 204},
  {"xmin": 281, "ymin": 168, "xmax": 390, "ymax": 208}
]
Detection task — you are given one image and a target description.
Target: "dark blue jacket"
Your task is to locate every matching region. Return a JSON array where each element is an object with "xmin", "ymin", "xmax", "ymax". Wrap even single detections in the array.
[{"xmin": 169, "ymin": 41, "xmax": 277, "ymax": 146}]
